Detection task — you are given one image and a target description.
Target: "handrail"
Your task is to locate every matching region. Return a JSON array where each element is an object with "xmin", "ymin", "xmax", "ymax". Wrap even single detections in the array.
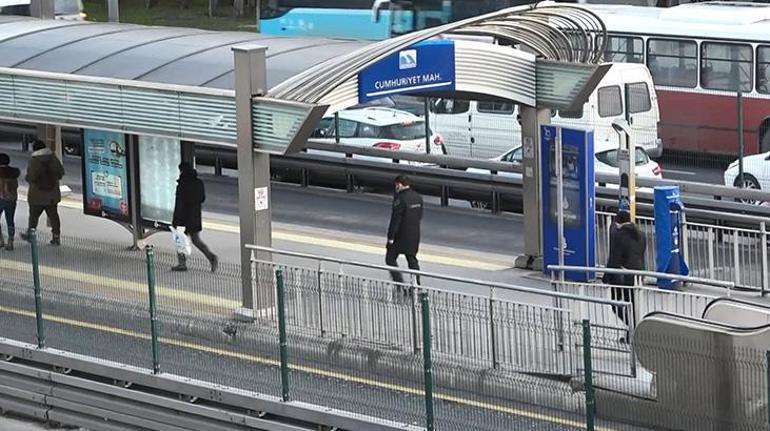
[
  {"xmin": 642, "ymin": 311, "xmax": 770, "ymax": 333},
  {"xmin": 247, "ymin": 245, "xmax": 631, "ymax": 307},
  {"xmin": 546, "ymin": 265, "xmax": 735, "ymax": 289},
  {"xmin": 701, "ymin": 297, "xmax": 770, "ymax": 319}
]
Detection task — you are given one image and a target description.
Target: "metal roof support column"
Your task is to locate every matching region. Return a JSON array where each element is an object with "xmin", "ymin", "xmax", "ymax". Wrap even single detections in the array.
[
  {"xmin": 515, "ymin": 106, "xmax": 551, "ymax": 271},
  {"xmin": 233, "ymin": 44, "xmax": 269, "ymax": 319},
  {"xmin": 30, "ymin": 0, "xmax": 54, "ymax": 19}
]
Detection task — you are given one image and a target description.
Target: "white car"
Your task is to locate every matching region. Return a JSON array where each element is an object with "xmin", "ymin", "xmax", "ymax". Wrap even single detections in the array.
[
  {"xmin": 466, "ymin": 142, "xmax": 662, "ymax": 206},
  {"xmin": 724, "ymin": 153, "xmax": 770, "ymax": 190},
  {"xmin": 724, "ymin": 153, "xmax": 770, "ymax": 203},
  {"xmin": 310, "ymin": 107, "xmax": 445, "ymax": 162}
]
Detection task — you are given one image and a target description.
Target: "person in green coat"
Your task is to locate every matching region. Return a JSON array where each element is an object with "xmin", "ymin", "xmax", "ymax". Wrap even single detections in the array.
[{"xmin": 21, "ymin": 140, "xmax": 65, "ymax": 245}]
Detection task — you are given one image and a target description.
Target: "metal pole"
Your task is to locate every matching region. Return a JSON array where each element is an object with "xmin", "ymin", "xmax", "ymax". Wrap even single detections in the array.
[
  {"xmin": 420, "ymin": 292, "xmax": 435, "ymax": 431},
  {"xmin": 30, "ymin": 229, "xmax": 45, "ymax": 349},
  {"xmin": 234, "ymin": 44, "xmax": 269, "ymax": 317},
  {"xmin": 255, "ymin": 0, "xmax": 261, "ymax": 33},
  {"xmin": 107, "ymin": 0, "xmax": 120, "ymax": 22},
  {"xmin": 582, "ymin": 319, "xmax": 595, "ymax": 431},
  {"xmin": 276, "ymin": 270, "xmax": 290, "ymax": 402},
  {"xmin": 489, "ymin": 295, "xmax": 498, "ymax": 369},
  {"xmin": 145, "ymin": 246, "xmax": 160, "ymax": 374},
  {"xmin": 762, "ymin": 222, "xmax": 768, "ymax": 297},
  {"xmin": 625, "ymin": 83, "xmax": 636, "ymax": 222},
  {"xmin": 556, "ymin": 127, "xmax": 565, "ymax": 282},
  {"xmin": 738, "ymin": 91, "xmax": 745, "ymax": 186},
  {"xmin": 424, "ymin": 98, "xmax": 431, "ymax": 155}
]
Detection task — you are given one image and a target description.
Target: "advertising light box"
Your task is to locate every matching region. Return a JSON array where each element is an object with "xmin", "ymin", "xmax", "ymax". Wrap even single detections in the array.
[
  {"xmin": 82, "ymin": 129, "xmax": 131, "ymax": 222},
  {"xmin": 139, "ymin": 135, "xmax": 181, "ymax": 227}
]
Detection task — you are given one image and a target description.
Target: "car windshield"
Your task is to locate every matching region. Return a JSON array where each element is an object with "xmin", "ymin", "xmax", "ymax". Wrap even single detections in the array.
[{"xmin": 55, "ymin": 0, "xmax": 80, "ymax": 14}]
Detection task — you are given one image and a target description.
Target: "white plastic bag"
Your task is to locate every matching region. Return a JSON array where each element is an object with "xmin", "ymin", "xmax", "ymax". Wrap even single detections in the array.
[{"xmin": 171, "ymin": 226, "xmax": 192, "ymax": 256}]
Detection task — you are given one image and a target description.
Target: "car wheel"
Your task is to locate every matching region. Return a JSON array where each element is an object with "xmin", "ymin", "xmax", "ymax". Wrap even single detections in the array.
[
  {"xmin": 469, "ymin": 200, "xmax": 491, "ymax": 210},
  {"xmin": 63, "ymin": 141, "xmax": 81, "ymax": 156},
  {"xmin": 733, "ymin": 173, "xmax": 762, "ymax": 205}
]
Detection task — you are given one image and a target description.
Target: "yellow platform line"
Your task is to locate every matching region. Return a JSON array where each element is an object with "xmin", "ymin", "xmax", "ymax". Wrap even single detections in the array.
[
  {"xmin": 0, "ymin": 260, "xmax": 239, "ymax": 309},
  {"xmin": 52, "ymin": 196, "xmax": 509, "ymax": 272},
  {"xmin": 0, "ymin": 304, "xmax": 599, "ymax": 430}
]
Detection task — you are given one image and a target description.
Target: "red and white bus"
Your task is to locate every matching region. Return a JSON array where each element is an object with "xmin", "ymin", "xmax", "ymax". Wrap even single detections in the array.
[{"xmin": 585, "ymin": 2, "xmax": 770, "ymax": 157}]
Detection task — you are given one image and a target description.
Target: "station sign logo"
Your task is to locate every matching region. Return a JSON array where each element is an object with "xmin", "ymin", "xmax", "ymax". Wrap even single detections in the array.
[{"xmin": 399, "ymin": 49, "xmax": 417, "ymax": 70}]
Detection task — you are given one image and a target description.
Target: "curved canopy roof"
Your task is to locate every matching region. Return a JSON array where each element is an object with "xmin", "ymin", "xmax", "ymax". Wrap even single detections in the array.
[{"xmin": 0, "ymin": 16, "xmax": 369, "ymax": 90}]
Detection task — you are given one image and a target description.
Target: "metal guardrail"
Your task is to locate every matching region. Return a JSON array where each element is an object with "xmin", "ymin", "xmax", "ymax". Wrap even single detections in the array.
[
  {"xmin": 247, "ymin": 245, "xmax": 635, "ymax": 379},
  {"xmin": 546, "ymin": 265, "xmax": 736, "ymax": 290},
  {"xmin": 293, "ymin": 141, "xmax": 770, "ymax": 220},
  {"xmin": 596, "ymin": 211, "xmax": 769, "ymax": 293},
  {"xmin": 0, "ymin": 339, "xmax": 416, "ymax": 431}
]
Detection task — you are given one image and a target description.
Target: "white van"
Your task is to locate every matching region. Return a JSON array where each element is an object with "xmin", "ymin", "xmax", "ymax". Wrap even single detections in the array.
[{"xmin": 428, "ymin": 63, "xmax": 662, "ymax": 160}]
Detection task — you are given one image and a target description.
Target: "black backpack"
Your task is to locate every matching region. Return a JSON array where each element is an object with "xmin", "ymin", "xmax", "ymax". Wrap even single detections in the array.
[{"xmin": 36, "ymin": 159, "xmax": 58, "ymax": 192}]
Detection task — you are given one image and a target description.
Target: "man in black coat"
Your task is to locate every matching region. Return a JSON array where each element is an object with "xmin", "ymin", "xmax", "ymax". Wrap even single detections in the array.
[
  {"xmin": 602, "ymin": 209, "xmax": 646, "ymax": 328},
  {"xmin": 171, "ymin": 163, "xmax": 218, "ymax": 272},
  {"xmin": 386, "ymin": 176, "xmax": 423, "ymax": 284}
]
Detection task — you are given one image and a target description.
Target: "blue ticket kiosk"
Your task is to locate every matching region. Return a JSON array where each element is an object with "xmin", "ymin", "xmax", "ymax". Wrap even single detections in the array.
[
  {"xmin": 541, "ymin": 125, "xmax": 596, "ymax": 281},
  {"xmin": 654, "ymin": 186, "xmax": 689, "ymax": 288}
]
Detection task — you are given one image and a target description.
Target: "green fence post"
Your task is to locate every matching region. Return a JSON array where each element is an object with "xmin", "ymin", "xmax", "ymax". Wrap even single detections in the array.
[
  {"xmin": 145, "ymin": 246, "xmax": 160, "ymax": 374},
  {"xmin": 766, "ymin": 350, "xmax": 770, "ymax": 428},
  {"xmin": 276, "ymin": 269, "xmax": 290, "ymax": 402},
  {"xmin": 30, "ymin": 229, "xmax": 45, "ymax": 349},
  {"xmin": 583, "ymin": 319, "xmax": 595, "ymax": 431},
  {"xmin": 420, "ymin": 292, "xmax": 435, "ymax": 431}
]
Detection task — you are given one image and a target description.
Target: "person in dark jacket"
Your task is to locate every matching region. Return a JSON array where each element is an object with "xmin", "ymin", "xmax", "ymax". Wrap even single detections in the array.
[
  {"xmin": 602, "ymin": 209, "xmax": 647, "ymax": 328},
  {"xmin": 171, "ymin": 163, "xmax": 218, "ymax": 272},
  {"xmin": 386, "ymin": 176, "xmax": 423, "ymax": 285},
  {"xmin": 21, "ymin": 140, "xmax": 64, "ymax": 245},
  {"xmin": 0, "ymin": 153, "xmax": 20, "ymax": 251}
]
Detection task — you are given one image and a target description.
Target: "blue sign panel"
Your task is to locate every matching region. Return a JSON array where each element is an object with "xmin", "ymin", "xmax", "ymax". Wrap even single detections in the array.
[
  {"xmin": 358, "ymin": 39, "xmax": 455, "ymax": 104},
  {"xmin": 654, "ymin": 186, "xmax": 689, "ymax": 289},
  {"xmin": 82, "ymin": 129, "xmax": 131, "ymax": 222},
  {"xmin": 541, "ymin": 126, "xmax": 596, "ymax": 281}
]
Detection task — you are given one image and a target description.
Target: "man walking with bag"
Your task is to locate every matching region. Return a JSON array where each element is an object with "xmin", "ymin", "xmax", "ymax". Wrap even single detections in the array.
[
  {"xmin": 386, "ymin": 175, "xmax": 423, "ymax": 285},
  {"xmin": 21, "ymin": 140, "xmax": 64, "ymax": 245},
  {"xmin": 171, "ymin": 162, "xmax": 218, "ymax": 273},
  {"xmin": 0, "ymin": 153, "xmax": 20, "ymax": 250}
]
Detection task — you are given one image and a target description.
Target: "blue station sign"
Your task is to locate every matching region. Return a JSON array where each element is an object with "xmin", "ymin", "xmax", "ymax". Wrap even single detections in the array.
[{"xmin": 358, "ymin": 39, "xmax": 456, "ymax": 104}]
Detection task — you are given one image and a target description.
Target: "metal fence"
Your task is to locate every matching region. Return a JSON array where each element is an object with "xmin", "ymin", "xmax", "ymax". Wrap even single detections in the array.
[{"xmin": 596, "ymin": 210, "xmax": 770, "ymax": 293}]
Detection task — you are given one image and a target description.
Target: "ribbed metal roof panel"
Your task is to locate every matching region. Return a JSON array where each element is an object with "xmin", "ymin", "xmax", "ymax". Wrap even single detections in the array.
[{"xmin": 0, "ymin": 17, "xmax": 366, "ymax": 89}]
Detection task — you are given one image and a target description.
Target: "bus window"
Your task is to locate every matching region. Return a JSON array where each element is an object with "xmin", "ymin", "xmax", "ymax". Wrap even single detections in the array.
[
  {"xmin": 558, "ymin": 107, "xmax": 584, "ymax": 119},
  {"xmin": 647, "ymin": 38, "xmax": 697, "ymax": 88},
  {"xmin": 701, "ymin": 42, "xmax": 752, "ymax": 92},
  {"xmin": 628, "ymin": 82, "xmax": 652, "ymax": 114},
  {"xmin": 430, "ymin": 98, "xmax": 470, "ymax": 115},
  {"xmin": 758, "ymin": 46, "xmax": 770, "ymax": 94},
  {"xmin": 604, "ymin": 36, "xmax": 644, "ymax": 63},
  {"xmin": 477, "ymin": 101, "xmax": 514, "ymax": 115},
  {"xmin": 598, "ymin": 86, "xmax": 623, "ymax": 118}
]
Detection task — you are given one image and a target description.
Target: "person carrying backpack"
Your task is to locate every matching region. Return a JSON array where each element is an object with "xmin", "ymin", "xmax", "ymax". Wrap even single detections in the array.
[
  {"xmin": 21, "ymin": 140, "xmax": 64, "ymax": 245},
  {"xmin": 0, "ymin": 153, "xmax": 20, "ymax": 250}
]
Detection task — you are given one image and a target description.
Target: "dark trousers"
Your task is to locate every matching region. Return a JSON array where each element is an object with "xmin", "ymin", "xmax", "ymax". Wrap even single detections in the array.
[
  {"xmin": 386, "ymin": 245, "xmax": 420, "ymax": 284},
  {"xmin": 610, "ymin": 275, "xmax": 636, "ymax": 327},
  {"xmin": 177, "ymin": 231, "xmax": 216, "ymax": 264},
  {"xmin": 28, "ymin": 204, "xmax": 60, "ymax": 236},
  {"xmin": 0, "ymin": 199, "xmax": 16, "ymax": 240}
]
